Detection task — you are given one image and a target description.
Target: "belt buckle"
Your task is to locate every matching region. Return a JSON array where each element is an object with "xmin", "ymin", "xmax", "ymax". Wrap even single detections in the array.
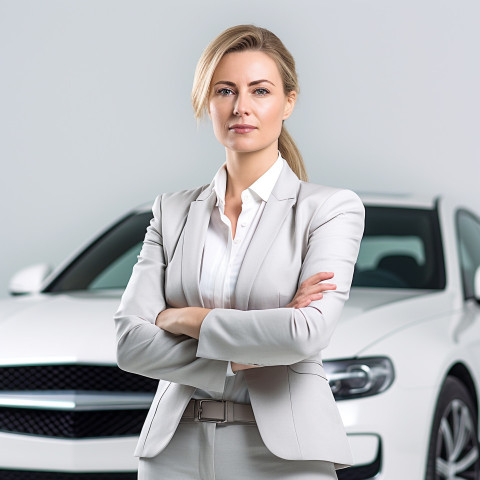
[{"xmin": 196, "ymin": 399, "xmax": 227, "ymax": 423}]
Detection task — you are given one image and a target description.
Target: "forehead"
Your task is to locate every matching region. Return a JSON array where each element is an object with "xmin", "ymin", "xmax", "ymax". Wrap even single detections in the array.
[{"xmin": 212, "ymin": 50, "xmax": 281, "ymax": 83}]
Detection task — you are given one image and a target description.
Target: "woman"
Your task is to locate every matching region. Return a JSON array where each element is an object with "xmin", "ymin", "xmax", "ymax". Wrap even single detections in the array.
[{"xmin": 114, "ymin": 25, "xmax": 364, "ymax": 479}]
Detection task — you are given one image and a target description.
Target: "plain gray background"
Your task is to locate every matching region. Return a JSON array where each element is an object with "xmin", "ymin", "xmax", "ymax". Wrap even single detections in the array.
[{"xmin": 1, "ymin": 0, "xmax": 479, "ymax": 297}]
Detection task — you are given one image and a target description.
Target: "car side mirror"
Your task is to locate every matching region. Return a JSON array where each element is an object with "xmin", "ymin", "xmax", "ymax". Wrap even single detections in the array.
[
  {"xmin": 9, "ymin": 263, "xmax": 52, "ymax": 296},
  {"xmin": 474, "ymin": 266, "xmax": 480, "ymax": 304}
]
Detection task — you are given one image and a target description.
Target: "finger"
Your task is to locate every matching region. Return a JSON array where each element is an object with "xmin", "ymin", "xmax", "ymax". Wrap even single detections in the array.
[
  {"xmin": 304, "ymin": 292, "xmax": 325, "ymax": 303},
  {"xmin": 301, "ymin": 272, "xmax": 334, "ymax": 286},
  {"xmin": 290, "ymin": 294, "xmax": 319, "ymax": 308},
  {"xmin": 300, "ymin": 298, "xmax": 315, "ymax": 307},
  {"xmin": 297, "ymin": 290, "xmax": 330, "ymax": 307},
  {"xmin": 300, "ymin": 283, "xmax": 336, "ymax": 296},
  {"xmin": 315, "ymin": 283, "xmax": 337, "ymax": 291},
  {"xmin": 285, "ymin": 298, "xmax": 308, "ymax": 308},
  {"xmin": 286, "ymin": 280, "xmax": 335, "ymax": 308}
]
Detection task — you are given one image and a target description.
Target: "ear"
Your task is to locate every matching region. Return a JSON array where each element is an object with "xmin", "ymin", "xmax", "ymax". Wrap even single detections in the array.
[{"xmin": 282, "ymin": 90, "xmax": 297, "ymax": 120}]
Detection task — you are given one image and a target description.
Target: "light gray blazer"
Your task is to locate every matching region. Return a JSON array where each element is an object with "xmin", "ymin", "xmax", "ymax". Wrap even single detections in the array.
[{"xmin": 114, "ymin": 162, "xmax": 364, "ymax": 468}]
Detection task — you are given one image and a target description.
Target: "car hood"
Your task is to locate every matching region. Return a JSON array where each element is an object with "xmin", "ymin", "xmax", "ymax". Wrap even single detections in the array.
[
  {"xmin": 0, "ymin": 288, "xmax": 456, "ymax": 366},
  {"xmin": 0, "ymin": 292, "xmax": 122, "ymax": 366},
  {"xmin": 322, "ymin": 287, "xmax": 455, "ymax": 359}
]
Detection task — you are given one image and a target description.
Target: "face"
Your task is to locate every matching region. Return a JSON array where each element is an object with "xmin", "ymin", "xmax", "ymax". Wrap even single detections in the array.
[{"xmin": 208, "ymin": 50, "xmax": 296, "ymax": 155}]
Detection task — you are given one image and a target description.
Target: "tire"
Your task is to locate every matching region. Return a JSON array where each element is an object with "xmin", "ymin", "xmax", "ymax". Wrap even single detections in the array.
[{"xmin": 425, "ymin": 376, "xmax": 480, "ymax": 479}]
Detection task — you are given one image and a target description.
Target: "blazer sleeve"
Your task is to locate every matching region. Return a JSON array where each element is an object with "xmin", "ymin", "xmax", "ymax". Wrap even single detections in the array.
[
  {"xmin": 196, "ymin": 189, "xmax": 365, "ymax": 366},
  {"xmin": 114, "ymin": 195, "xmax": 229, "ymax": 393}
]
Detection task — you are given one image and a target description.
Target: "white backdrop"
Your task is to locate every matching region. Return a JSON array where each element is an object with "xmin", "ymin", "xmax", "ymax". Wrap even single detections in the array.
[{"xmin": 1, "ymin": 0, "xmax": 479, "ymax": 297}]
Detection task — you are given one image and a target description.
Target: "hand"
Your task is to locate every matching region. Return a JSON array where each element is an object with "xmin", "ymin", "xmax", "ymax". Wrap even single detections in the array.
[
  {"xmin": 231, "ymin": 361, "xmax": 261, "ymax": 373},
  {"xmin": 230, "ymin": 273, "xmax": 336, "ymax": 371},
  {"xmin": 285, "ymin": 272, "xmax": 336, "ymax": 308},
  {"xmin": 155, "ymin": 307, "xmax": 211, "ymax": 339}
]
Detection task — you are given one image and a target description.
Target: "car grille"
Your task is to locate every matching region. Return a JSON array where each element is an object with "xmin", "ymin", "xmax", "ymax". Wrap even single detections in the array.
[
  {"xmin": 0, "ymin": 407, "xmax": 148, "ymax": 438},
  {"xmin": 0, "ymin": 365, "xmax": 157, "ymax": 392},
  {"xmin": 0, "ymin": 365, "xmax": 157, "ymax": 438},
  {"xmin": 0, "ymin": 471, "xmax": 136, "ymax": 480}
]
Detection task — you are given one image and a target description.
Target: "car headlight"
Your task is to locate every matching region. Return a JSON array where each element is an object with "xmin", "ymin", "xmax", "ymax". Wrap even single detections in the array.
[{"xmin": 323, "ymin": 357, "xmax": 395, "ymax": 400}]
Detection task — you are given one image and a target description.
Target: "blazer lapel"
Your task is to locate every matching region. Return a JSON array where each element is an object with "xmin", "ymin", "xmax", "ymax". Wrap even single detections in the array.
[
  {"xmin": 233, "ymin": 163, "xmax": 299, "ymax": 310},
  {"xmin": 181, "ymin": 184, "xmax": 216, "ymax": 307}
]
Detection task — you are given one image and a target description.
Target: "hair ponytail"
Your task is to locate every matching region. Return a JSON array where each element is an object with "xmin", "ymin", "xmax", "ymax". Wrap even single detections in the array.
[{"xmin": 278, "ymin": 126, "xmax": 307, "ymax": 181}]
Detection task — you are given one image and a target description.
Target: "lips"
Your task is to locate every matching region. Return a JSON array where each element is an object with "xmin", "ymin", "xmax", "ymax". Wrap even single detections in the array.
[{"xmin": 229, "ymin": 124, "xmax": 257, "ymax": 133}]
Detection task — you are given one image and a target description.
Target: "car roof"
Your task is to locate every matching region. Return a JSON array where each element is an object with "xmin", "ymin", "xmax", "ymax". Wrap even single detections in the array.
[
  {"xmin": 358, "ymin": 192, "xmax": 437, "ymax": 209},
  {"xmin": 131, "ymin": 201, "xmax": 156, "ymax": 213},
  {"xmin": 131, "ymin": 193, "xmax": 439, "ymax": 213}
]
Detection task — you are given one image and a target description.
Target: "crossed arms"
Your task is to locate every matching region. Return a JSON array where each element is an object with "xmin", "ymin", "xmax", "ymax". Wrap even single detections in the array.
[{"xmin": 114, "ymin": 189, "xmax": 364, "ymax": 393}]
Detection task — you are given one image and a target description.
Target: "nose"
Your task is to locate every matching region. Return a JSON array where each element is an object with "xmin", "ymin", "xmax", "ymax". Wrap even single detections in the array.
[{"xmin": 233, "ymin": 91, "xmax": 250, "ymax": 116}]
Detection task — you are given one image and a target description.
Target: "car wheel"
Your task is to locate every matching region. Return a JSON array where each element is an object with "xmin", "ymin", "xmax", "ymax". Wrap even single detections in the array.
[{"xmin": 425, "ymin": 376, "xmax": 480, "ymax": 479}]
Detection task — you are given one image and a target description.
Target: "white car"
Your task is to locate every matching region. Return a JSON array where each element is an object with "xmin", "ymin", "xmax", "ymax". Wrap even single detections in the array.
[{"xmin": 1, "ymin": 194, "xmax": 480, "ymax": 479}]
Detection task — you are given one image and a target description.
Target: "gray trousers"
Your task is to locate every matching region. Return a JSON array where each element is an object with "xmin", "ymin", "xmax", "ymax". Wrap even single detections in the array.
[{"xmin": 138, "ymin": 422, "xmax": 338, "ymax": 480}]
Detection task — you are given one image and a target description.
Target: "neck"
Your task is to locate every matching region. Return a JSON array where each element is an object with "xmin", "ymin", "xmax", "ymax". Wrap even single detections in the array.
[{"xmin": 224, "ymin": 143, "xmax": 278, "ymax": 200}]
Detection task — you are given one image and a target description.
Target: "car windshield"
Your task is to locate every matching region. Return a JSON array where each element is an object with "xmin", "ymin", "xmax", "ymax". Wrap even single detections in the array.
[
  {"xmin": 44, "ymin": 205, "xmax": 446, "ymax": 293},
  {"xmin": 45, "ymin": 212, "xmax": 153, "ymax": 293}
]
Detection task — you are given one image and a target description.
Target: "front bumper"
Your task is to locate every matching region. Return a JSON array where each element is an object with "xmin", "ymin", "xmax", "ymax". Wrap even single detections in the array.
[
  {"xmin": 0, "ymin": 432, "xmax": 138, "ymax": 472},
  {"xmin": 0, "ymin": 384, "xmax": 435, "ymax": 479},
  {"xmin": 337, "ymin": 384, "xmax": 436, "ymax": 480}
]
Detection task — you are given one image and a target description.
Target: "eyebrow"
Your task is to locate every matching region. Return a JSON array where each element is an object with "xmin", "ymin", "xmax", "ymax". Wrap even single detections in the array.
[{"xmin": 213, "ymin": 79, "xmax": 276, "ymax": 87}]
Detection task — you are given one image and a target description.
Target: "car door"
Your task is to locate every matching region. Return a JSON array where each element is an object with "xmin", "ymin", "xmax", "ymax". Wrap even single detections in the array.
[{"xmin": 456, "ymin": 209, "xmax": 480, "ymax": 375}]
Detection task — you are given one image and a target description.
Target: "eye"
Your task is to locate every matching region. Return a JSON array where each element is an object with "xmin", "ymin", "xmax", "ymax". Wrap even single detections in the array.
[
  {"xmin": 254, "ymin": 88, "xmax": 270, "ymax": 96},
  {"xmin": 216, "ymin": 87, "xmax": 235, "ymax": 96}
]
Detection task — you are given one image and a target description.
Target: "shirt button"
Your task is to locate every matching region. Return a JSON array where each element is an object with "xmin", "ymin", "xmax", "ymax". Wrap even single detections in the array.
[
  {"xmin": 234, "ymin": 238, "xmax": 241, "ymax": 244},
  {"xmin": 241, "ymin": 222, "xmax": 247, "ymax": 227}
]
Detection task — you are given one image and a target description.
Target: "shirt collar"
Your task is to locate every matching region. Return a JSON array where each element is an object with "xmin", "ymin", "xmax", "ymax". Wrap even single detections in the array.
[{"xmin": 212, "ymin": 152, "xmax": 285, "ymax": 206}]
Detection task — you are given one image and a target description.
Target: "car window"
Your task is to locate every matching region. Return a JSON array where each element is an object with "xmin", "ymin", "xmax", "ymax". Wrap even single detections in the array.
[
  {"xmin": 352, "ymin": 206, "xmax": 445, "ymax": 289},
  {"xmin": 356, "ymin": 236, "xmax": 425, "ymax": 270},
  {"xmin": 88, "ymin": 242, "xmax": 143, "ymax": 290},
  {"xmin": 44, "ymin": 212, "xmax": 152, "ymax": 293},
  {"xmin": 457, "ymin": 210, "xmax": 480, "ymax": 299}
]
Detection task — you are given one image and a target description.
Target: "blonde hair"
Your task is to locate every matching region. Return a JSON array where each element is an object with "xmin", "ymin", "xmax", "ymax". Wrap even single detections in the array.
[{"xmin": 191, "ymin": 25, "xmax": 307, "ymax": 181}]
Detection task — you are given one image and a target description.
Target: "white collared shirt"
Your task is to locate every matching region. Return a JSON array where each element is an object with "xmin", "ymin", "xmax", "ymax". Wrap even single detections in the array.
[
  {"xmin": 199, "ymin": 154, "xmax": 284, "ymax": 310},
  {"xmin": 194, "ymin": 153, "xmax": 285, "ymax": 401}
]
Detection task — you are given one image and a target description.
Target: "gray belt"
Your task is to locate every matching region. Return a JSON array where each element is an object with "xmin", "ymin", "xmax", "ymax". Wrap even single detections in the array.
[{"xmin": 181, "ymin": 399, "xmax": 256, "ymax": 424}]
